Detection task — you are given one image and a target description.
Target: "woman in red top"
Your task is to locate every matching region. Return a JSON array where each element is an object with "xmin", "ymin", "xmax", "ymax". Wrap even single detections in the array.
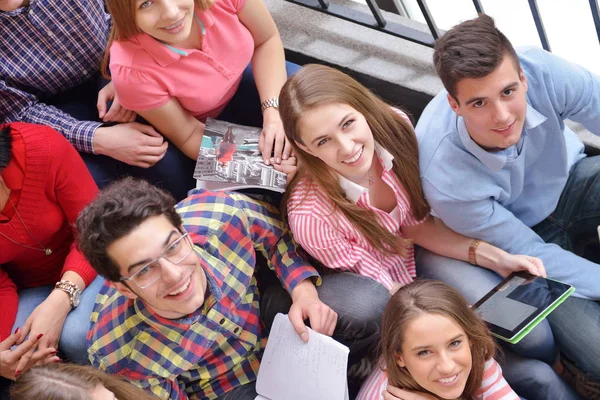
[{"xmin": 0, "ymin": 123, "xmax": 102, "ymax": 380}]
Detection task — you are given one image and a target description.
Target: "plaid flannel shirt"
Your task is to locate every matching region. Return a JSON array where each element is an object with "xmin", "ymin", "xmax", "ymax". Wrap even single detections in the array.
[
  {"xmin": 0, "ymin": 0, "xmax": 110, "ymax": 153},
  {"xmin": 88, "ymin": 190, "xmax": 320, "ymax": 399}
]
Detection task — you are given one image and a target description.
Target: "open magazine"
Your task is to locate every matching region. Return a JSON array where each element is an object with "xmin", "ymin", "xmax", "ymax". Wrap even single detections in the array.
[{"xmin": 194, "ymin": 118, "xmax": 287, "ymax": 193}]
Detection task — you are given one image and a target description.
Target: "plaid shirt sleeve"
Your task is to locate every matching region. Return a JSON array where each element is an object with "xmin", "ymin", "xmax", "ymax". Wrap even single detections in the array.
[
  {"xmin": 228, "ymin": 192, "xmax": 321, "ymax": 293},
  {"xmin": 0, "ymin": 79, "xmax": 100, "ymax": 153}
]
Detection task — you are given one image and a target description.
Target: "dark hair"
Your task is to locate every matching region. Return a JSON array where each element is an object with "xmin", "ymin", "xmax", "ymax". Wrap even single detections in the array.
[
  {"xmin": 0, "ymin": 125, "xmax": 13, "ymax": 171},
  {"xmin": 11, "ymin": 363, "xmax": 158, "ymax": 400},
  {"xmin": 433, "ymin": 14, "xmax": 520, "ymax": 100},
  {"xmin": 279, "ymin": 64, "xmax": 429, "ymax": 257},
  {"xmin": 382, "ymin": 280, "xmax": 496, "ymax": 399},
  {"xmin": 77, "ymin": 178, "xmax": 182, "ymax": 281}
]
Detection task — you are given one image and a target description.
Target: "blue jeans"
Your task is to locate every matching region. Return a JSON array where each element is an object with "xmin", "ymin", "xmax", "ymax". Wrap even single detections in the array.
[
  {"xmin": 48, "ymin": 62, "xmax": 302, "ymax": 201},
  {"xmin": 415, "ymin": 249, "xmax": 580, "ymax": 400},
  {"xmin": 216, "ymin": 381, "xmax": 257, "ymax": 400},
  {"xmin": 531, "ymin": 155, "xmax": 600, "ymax": 381},
  {"xmin": 260, "ymin": 271, "xmax": 390, "ymax": 369},
  {"xmin": 10, "ymin": 275, "xmax": 105, "ymax": 364}
]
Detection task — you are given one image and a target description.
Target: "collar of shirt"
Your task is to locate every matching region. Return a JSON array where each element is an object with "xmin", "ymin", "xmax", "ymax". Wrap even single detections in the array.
[
  {"xmin": 0, "ymin": 0, "xmax": 32, "ymax": 16},
  {"xmin": 456, "ymin": 103, "xmax": 547, "ymax": 171},
  {"xmin": 131, "ymin": 247, "xmax": 225, "ymax": 332},
  {"xmin": 135, "ymin": 8, "xmax": 213, "ymax": 68},
  {"xmin": 338, "ymin": 142, "xmax": 394, "ymax": 203}
]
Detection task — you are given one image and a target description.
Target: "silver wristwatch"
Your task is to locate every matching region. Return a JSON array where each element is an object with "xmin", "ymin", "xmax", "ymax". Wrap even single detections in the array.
[
  {"xmin": 55, "ymin": 280, "xmax": 81, "ymax": 308},
  {"xmin": 261, "ymin": 97, "xmax": 279, "ymax": 112}
]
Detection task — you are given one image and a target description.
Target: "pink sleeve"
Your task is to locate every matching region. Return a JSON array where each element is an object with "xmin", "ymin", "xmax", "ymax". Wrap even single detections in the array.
[
  {"xmin": 288, "ymin": 213, "xmax": 395, "ymax": 290},
  {"xmin": 473, "ymin": 359, "xmax": 519, "ymax": 400},
  {"xmin": 356, "ymin": 365, "xmax": 387, "ymax": 400},
  {"xmin": 230, "ymin": 0, "xmax": 247, "ymax": 12},
  {"xmin": 110, "ymin": 65, "xmax": 171, "ymax": 111}
]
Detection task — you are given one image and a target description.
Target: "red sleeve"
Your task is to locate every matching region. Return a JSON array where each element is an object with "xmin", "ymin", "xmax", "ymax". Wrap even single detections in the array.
[
  {"xmin": 0, "ymin": 268, "xmax": 18, "ymax": 341},
  {"xmin": 46, "ymin": 126, "xmax": 99, "ymax": 287}
]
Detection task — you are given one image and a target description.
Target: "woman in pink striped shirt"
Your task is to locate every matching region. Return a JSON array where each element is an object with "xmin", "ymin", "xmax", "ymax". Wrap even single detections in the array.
[
  {"xmin": 358, "ymin": 280, "xmax": 518, "ymax": 400},
  {"xmin": 278, "ymin": 64, "xmax": 544, "ymax": 294}
]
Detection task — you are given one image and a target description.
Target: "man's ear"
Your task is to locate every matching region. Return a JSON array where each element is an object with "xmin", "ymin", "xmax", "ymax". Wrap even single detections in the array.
[
  {"xmin": 394, "ymin": 352, "xmax": 406, "ymax": 368},
  {"xmin": 519, "ymin": 68, "xmax": 528, "ymax": 92},
  {"xmin": 447, "ymin": 93, "xmax": 461, "ymax": 116},
  {"xmin": 113, "ymin": 281, "xmax": 139, "ymax": 300}
]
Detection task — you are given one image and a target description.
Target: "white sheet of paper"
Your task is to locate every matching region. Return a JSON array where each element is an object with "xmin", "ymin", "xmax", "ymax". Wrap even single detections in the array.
[{"xmin": 254, "ymin": 313, "xmax": 349, "ymax": 400}]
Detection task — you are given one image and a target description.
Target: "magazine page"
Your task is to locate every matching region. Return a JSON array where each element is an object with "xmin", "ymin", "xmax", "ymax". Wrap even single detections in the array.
[{"xmin": 194, "ymin": 119, "xmax": 287, "ymax": 193}]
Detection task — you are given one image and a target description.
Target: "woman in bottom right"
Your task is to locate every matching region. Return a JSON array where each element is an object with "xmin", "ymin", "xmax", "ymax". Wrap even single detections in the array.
[{"xmin": 358, "ymin": 280, "xmax": 518, "ymax": 400}]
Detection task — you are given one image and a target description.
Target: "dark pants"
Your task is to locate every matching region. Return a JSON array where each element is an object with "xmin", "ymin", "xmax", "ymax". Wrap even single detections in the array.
[{"xmin": 46, "ymin": 62, "xmax": 301, "ymax": 201}]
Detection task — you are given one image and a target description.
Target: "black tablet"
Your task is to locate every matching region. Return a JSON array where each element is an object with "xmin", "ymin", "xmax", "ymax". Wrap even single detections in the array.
[{"xmin": 472, "ymin": 272, "xmax": 574, "ymax": 344}]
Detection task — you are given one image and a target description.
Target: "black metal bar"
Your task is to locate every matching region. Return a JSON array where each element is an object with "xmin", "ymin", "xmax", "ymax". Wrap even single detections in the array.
[
  {"xmin": 414, "ymin": 0, "xmax": 442, "ymax": 40},
  {"xmin": 527, "ymin": 0, "xmax": 551, "ymax": 51},
  {"xmin": 317, "ymin": 0, "xmax": 329, "ymax": 9},
  {"xmin": 365, "ymin": 0, "xmax": 387, "ymax": 27},
  {"xmin": 285, "ymin": 0, "xmax": 435, "ymax": 47},
  {"xmin": 589, "ymin": 0, "xmax": 600, "ymax": 45},
  {"xmin": 471, "ymin": 0, "xmax": 484, "ymax": 14}
]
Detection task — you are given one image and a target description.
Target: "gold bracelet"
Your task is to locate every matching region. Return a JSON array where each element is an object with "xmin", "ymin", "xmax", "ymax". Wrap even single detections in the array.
[{"xmin": 468, "ymin": 239, "xmax": 481, "ymax": 266}]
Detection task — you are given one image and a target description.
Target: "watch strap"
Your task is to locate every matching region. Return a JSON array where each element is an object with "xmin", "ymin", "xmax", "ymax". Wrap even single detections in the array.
[{"xmin": 261, "ymin": 97, "xmax": 279, "ymax": 112}]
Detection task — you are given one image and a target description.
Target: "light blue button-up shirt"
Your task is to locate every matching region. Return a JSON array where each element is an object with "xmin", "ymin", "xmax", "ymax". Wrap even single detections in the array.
[{"xmin": 416, "ymin": 47, "xmax": 600, "ymax": 299}]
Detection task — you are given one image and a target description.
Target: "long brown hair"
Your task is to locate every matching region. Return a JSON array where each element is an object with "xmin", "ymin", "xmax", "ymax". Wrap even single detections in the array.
[
  {"xmin": 279, "ymin": 64, "xmax": 429, "ymax": 257},
  {"xmin": 10, "ymin": 363, "xmax": 159, "ymax": 400},
  {"xmin": 381, "ymin": 280, "xmax": 497, "ymax": 399},
  {"xmin": 101, "ymin": 0, "xmax": 214, "ymax": 77}
]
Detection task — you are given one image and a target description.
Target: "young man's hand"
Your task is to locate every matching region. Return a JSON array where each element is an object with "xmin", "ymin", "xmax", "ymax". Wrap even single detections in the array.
[
  {"xmin": 288, "ymin": 280, "xmax": 338, "ymax": 342},
  {"xmin": 93, "ymin": 123, "xmax": 168, "ymax": 168},
  {"xmin": 494, "ymin": 253, "xmax": 547, "ymax": 278}
]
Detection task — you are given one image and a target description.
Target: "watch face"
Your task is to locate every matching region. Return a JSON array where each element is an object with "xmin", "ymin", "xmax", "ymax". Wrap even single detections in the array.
[{"xmin": 72, "ymin": 290, "xmax": 81, "ymax": 307}]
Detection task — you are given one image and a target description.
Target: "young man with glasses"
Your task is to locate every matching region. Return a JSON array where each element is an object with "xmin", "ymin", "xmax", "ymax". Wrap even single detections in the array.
[{"xmin": 76, "ymin": 178, "xmax": 383, "ymax": 400}]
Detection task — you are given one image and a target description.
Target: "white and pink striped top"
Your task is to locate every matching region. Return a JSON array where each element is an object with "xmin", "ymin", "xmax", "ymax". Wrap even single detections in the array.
[
  {"xmin": 357, "ymin": 358, "xmax": 518, "ymax": 400},
  {"xmin": 287, "ymin": 143, "xmax": 425, "ymax": 291}
]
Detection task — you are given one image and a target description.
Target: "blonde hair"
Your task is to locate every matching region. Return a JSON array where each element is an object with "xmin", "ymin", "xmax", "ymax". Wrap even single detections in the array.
[
  {"xmin": 279, "ymin": 64, "xmax": 429, "ymax": 257},
  {"xmin": 381, "ymin": 280, "xmax": 497, "ymax": 399},
  {"xmin": 101, "ymin": 0, "xmax": 214, "ymax": 77},
  {"xmin": 10, "ymin": 363, "xmax": 158, "ymax": 400}
]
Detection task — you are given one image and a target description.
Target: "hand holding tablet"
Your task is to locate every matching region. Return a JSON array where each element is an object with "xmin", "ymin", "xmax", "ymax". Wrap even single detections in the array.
[{"xmin": 473, "ymin": 272, "xmax": 575, "ymax": 344}]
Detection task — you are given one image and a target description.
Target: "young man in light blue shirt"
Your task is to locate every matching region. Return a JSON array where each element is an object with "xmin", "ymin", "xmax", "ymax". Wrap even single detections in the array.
[{"xmin": 415, "ymin": 14, "xmax": 599, "ymax": 400}]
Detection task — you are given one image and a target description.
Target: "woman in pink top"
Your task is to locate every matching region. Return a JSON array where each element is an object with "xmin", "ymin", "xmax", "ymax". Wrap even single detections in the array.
[
  {"xmin": 278, "ymin": 64, "xmax": 545, "ymax": 294},
  {"xmin": 103, "ymin": 0, "xmax": 295, "ymax": 165},
  {"xmin": 357, "ymin": 280, "xmax": 518, "ymax": 400}
]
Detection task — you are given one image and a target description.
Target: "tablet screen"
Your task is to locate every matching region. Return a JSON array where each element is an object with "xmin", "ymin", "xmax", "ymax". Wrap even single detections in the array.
[{"xmin": 473, "ymin": 272, "xmax": 572, "ymax": 339}]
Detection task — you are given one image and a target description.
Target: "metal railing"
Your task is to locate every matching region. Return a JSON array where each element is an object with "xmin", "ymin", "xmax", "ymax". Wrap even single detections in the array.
[{"xmin": 283, "ymin": 0, "xmax": 600, "ymax": 50}]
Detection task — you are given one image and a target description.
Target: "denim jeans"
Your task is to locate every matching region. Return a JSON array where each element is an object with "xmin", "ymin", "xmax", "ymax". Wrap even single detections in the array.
[
  {"xmin": 531, "ymin": 155, "xmax": 600, "ymax": 381},
  {"xmin": 47, "ymin": 61, "xmax": 302, "ymax": 201},
  {"xmin": 216, "ymin": 381, "xmax": 257, "ymax": 400},
  {"xmin": 260, "ymin": 271, "xmax": 391, "ymax": 369},
  {"xmin": 415, "ymin": 249, "xmax": 580, "ymax": 400},
  {"xmin": 10, "ymin": 275, "xmax": 105, "ymax": 364}
]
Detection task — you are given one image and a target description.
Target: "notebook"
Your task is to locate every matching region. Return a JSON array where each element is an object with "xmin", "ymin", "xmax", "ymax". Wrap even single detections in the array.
[{"xmin": 254, "ymin": 313, "xmax": 349, "ymax": 400}]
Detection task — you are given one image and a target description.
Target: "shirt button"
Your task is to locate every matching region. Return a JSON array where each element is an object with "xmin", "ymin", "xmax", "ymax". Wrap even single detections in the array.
[
  {"xmin": 82, "ymin": 69, "xmax": 88, "ymax": 74},
  {"xmin": 66, "ymin": 51, "xmax": 74, "ymax": 59},
  {"xmin": 29, "ymin": 10, "xmax": 34, "ymax": 16},
  {"xmin": 46, "ymin": 31, "xmax": 53, "ymax": 36},
  {"xmin": 219, "ymin": 318, "xmax": 225, "ymax": 325}
]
